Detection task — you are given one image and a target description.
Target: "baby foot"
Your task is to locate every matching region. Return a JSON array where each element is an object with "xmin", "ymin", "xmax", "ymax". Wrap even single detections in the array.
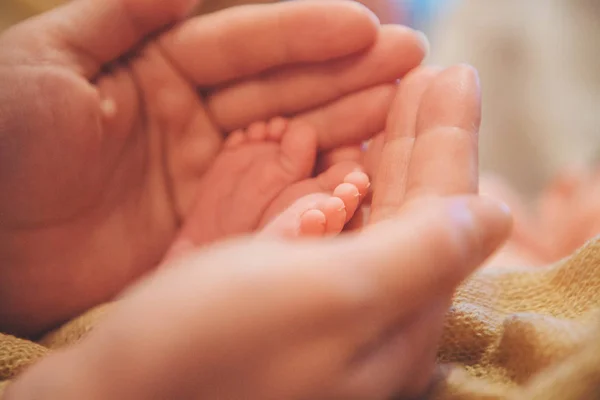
[
  {"xmin": 174, "ymin": 117, "xmax": 370, "ymax": 251},
  {"xmin": 176, "ymin": 117, "xmax": 317, "ymax": 245},
  {"xmin": 260, "ymin": 171, "xmax": 371, "ymax": 238},
  {"xmin": 166, "ymin": 169, "xmax": 370, "ymax": 261}
]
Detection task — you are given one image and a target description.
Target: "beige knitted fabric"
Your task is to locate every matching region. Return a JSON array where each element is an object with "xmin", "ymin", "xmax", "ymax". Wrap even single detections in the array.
[
  {"xmin": 432, "ymin": 237, "xmax": 600, "ymax": 399},
  {"xmin": 1, "ymin": 238, "xmax": 600, "ymax": 399}
]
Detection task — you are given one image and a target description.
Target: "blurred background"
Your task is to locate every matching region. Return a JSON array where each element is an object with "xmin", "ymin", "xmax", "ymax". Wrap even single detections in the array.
[{"xmin": 2, "ymin": 0, "xmax": 599, "ymax": 203}]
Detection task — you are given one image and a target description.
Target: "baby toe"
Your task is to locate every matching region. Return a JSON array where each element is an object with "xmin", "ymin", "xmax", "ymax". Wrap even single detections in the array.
[
  {"xmin": 343, "ymin": 171, "xmax": 371, "ymax": 198},
  {"xmin": 247, "ymin": 121, "xmax": 268, "ymax": 141},
  {"xmin": 267, "ymin": 117, "xmax": 288, "ymax": 141},
  {"xmin": 321, "ymin": 196, "xmax": 347, "ymax": 235},
  {"xmin": 333, "ymin": 182, "xmax": 361, "ymax": 223},
  {"xmin": 299, "ymin": 209, "xmax": 327, "ymax": 236},
  {"xmin": 224, "ymin": 130, "xmax": 247, "ymax": 148}
]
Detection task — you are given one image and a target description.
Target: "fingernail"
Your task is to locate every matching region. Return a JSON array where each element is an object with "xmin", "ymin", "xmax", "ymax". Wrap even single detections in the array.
[{"xmin": 415, "ymin": 30, "xmax": 430, "ymax": 59}]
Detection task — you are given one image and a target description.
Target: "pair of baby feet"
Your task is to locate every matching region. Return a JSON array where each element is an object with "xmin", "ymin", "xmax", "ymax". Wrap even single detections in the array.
[{"xmin": 168, "ymin": 117, "xmax": 370, "ymax": 256}]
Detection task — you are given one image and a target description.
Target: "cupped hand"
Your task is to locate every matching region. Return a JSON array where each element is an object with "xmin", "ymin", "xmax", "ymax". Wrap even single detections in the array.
[
  {"xmin": 4, "ymin": 196, "xmax": 510, "ymax": 400},
  {"xmin": 5, "ymin": 63, "xmax": 513, "ymax": 400},
  {"xmin": 356, "ymin": 63, "xmax": 503, "ymax": 396},
  {"xmin": 0, "ymin": 50, "xmax": 515, "ymax": 400},
  {"xmin": 0, "ymin": 0, "xmax": 426, "ymax": 336}
]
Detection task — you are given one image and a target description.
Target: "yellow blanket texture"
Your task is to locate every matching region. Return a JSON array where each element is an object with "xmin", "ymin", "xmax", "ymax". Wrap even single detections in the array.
[{"xmin": 1, "ymin": 237, "xmax": 600, "ymax": 399}]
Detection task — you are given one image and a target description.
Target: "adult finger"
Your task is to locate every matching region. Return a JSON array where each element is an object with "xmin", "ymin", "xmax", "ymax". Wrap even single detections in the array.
[
  {"xmin": 404, "ymin": 65, "xmax": 481, "ymax": 200},
  {"xmin": 363, "ymin": 133, "xmax": 384, "ymax": 179},
  {"xmin": 206, "ymin": 25, "xmax": 428, "ymax": 131},
  {"xmin": 296, "ymin": 84, "xmax": 397, "ymax": 150},
  {"xmin": 160, "ymin": 1, "xmax": 382, "ymax": 86},
  {"xmin": 29, "ymin": 0, "xmax": 198, "ymax": 78},
  {"xmin": 369, "ymin": 66, "xmax": 440, "ymax": 224}
]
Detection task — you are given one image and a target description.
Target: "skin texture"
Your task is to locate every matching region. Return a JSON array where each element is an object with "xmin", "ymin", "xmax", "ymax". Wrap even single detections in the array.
[
  {"xmin": 4, "ymin": 64, "xmax": 512, "ymax": 399},
  {"xmin": 0, "ymin": 0, "xmax": 427, "ymax": 337}
]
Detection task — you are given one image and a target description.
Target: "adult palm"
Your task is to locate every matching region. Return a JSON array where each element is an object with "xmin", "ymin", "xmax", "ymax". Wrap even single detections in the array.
[{"xmin": 0, "ymin": 0, "xmax": 426, "ymax": 336}]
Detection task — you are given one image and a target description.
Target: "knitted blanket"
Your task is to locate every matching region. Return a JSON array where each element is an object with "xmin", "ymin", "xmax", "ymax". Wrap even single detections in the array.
[{"xmin": 1, "ymin": 238, "xmax": 599, "ymax": 399}]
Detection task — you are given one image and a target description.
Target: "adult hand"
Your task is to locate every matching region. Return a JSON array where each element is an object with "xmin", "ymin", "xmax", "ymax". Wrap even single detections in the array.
[
  {"xmin": 2, "ymin": 42, "xmax": 513, "ymax": 399},
  {"xmin": 4, "ymin": 196, "xmax": 510, "ymax": 400},
  {"xmin": 0, "ymin": 0, "xmax": 427, "ymax": 336},
  {"xmin": 5, "ymin": 63, "xmax": 511, "ymax": 400},
  {"xmin": 362, "ymin": 63, "xmax": 495, "ymax": 396}
]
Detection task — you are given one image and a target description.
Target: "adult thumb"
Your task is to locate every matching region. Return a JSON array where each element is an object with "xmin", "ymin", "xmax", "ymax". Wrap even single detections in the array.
[
  {"xmin": 326, "ymin": 195, "xmax": 512, "ymax": 318},
  {"xmin": 36, "ymin": 0, "xmax": 199, "ymax": 77}
]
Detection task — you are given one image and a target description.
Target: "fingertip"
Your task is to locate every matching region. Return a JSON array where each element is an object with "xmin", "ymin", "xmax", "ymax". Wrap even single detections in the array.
[
  {"xmin": 414, "ymin": 30, "xmax": 430, "ymax": 59},
  {"xmin": 450, "ymin": 196, "xmax": 513, "ymax": 262},
  {"xmin": 417, "ymin": 64, "xmax": 482, "ymax": 133},
  {"xmin": 343, "ymin": 0, "xmax": 382, "ymax": 26},
  {"xmin": 452, "ymin": 63, "xmax": 480, "ymax": 86},
  {"xmin": 446, "ymin": 64, "xmax": 481, "ymax": 103},
  {"xmin": 285, "ymin": 0, "xmax": 380, "ymax": 60},
  {"xmin": 385, "ymin": 64, "xmax": 441, "ymax": 137},
  {"xmin": 322, "ymin": 196, "xmax": 512, "ymax": 321},
  {"xmin": 480, "ymin": 195, "xmax": 513, "ymax": 236},
  {"xmin": 381, "ymin": 25, "xmax": 429, "ymax": 71},
  {"xmin": 444, "ymin": 64, "xmax": 481, "ymax": 100}
]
